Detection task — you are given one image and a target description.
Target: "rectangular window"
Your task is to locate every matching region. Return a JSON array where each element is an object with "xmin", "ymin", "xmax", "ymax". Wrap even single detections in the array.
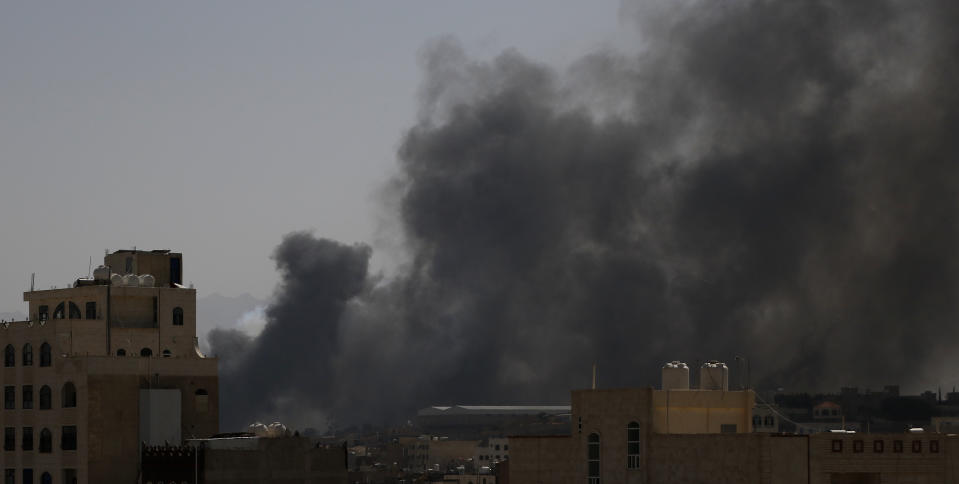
[
  {"xmin": 893, "ymin": 440, "xmax": 903, "ymax": 453},
  {"xmin": 912, "ymin": 440, "xmax": 922, "ymax": 453},
  {"xmin": 38, "ymin": 305, "xmax": 48, "ymax": 322},
  {"xmin": 85, "ymin": 302, "xmax": 96, "ymax": 320},
  {"xmin": 873, "ymin": 440, "xmax": 884, "ymax": 453},
  {"xmin": 22, "ymin": 385, "xmax": 32, "ymax": 410},
  {"xmin": 3, "ymin": 387, "xmax": 13, "ymax": 410},
  {"xmin": 930, "ymin": 440, "xmax": 939, "ymax": 453},
  {"xmin": 63, "ymin": 469, "xmax": 77, "ymax": 484},
  {"xmin": 831, "ymin": 440, "xmax": 843, "ymax": 453},
  {"xmin": 22, "ymin": 427, "xmax": 32, "ymax": 451},
  {"xmin": 61, "ymin": 425, "xmax": 77, "ymax": 451},
  {"xmin": 3, "ymin": 469, "xmax": 12, "ymax": 484},
  {"xmin": 3, "ymin": 428, "xmax": 13, "ymax": 451},
  {"xmin": 22, "ymin": 469, "xmax": 32, "ymax": 484},
  {"xmin": 720, "ymin": 424, "xmax": 737, "ymax": 433}
]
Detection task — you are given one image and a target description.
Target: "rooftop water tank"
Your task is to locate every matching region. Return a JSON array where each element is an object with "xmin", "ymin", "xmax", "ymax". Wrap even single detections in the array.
[
  {"xmin": 93, "ymin": 265, "xmax": 111, "ymax": 281},
  {"xmin": 700, "ymin": 361, "xmax": 729, "ymax": 391},
  {"xmin": 122, "ymin": 274, "xmax": 140, "ymax": 287},
  {"xmin": 249, "ymin": 422, "xmax": 269, "ymax": 437},
  {"xmin": 139, "ymin": 274, "xmax": 155, "ymax": 287},
  {"xmin": 662, "ymin": 361, "xmax": 690, "ymax": 390},
  {"xmin": 110, "ymin": 273, "xmax": 123, "ymax": 286}
]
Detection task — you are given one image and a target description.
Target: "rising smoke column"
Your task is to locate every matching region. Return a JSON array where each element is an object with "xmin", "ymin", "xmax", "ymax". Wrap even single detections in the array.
[{"xmin": 212, "ymin": 0, "xmax": 959, "ymax": 430}]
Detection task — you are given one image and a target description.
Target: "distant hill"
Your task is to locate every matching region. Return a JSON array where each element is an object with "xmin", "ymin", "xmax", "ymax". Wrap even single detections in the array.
[{"xmin": 196, "ymin": 293, "xmax": 266, "ymax": 350}]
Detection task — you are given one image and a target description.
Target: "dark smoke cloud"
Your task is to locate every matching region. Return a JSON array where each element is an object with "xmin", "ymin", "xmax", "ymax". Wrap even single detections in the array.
[{"xmin": 213, "ymin": 0, "xmax": 959, "ymax": 430}]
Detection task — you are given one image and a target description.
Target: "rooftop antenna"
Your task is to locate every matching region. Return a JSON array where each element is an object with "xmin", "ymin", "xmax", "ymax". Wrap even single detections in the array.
[
  {"xmin": 88, "ymin": 256, "xmax": 92, "ymax": 279},
  {"xmin": 591, "ymin": 363, "xmax": 597, "ymax": 390},
  {"xmin": 30, "ymin": 273, "xmax": 35, "ymax": 292}
]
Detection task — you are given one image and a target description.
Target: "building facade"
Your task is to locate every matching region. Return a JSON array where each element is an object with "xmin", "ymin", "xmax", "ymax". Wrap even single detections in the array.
[{"xmin": 0, "ymin": 249, "xmax": 218, "ymax": 483}]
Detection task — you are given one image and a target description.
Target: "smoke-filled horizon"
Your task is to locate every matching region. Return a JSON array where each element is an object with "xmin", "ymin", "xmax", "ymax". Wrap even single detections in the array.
[{"xmin": 211, "ymin": 0, "xmax": 959, "ymax": 430}]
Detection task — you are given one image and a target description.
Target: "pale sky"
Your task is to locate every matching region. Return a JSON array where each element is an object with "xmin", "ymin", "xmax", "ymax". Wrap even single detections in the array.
[{"xmin": 0, "ymin": 1, "xmax": 631, "ymax": 312}]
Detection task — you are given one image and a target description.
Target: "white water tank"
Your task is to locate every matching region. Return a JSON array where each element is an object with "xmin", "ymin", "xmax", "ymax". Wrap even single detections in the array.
[
  {"xmin": 93, "ymin": 265, "xmax": 111, "ymax": 281},
  {"xmin": 267, "ymin": 422, "xmax": 287, "ymax": 438},
  {"xmin": 249, "ymin": 422, "xmax": 269, "ymax": 437},
  {"xmin": 123, "ymin": 274, "xmax": 140, "ymax": 287},
  {"xmin": 662, "ymin": 361, "xmax": 690, "ymax": 390},
  {"xmin": 110, "ymin": 273, "xmax": 123, "ymax": 286},
  {"xmin": 700, "ymin": 361, "xmax": 729, "ymax": 390},
  {"xmin": 139, "ymin": 274, "xmax": 155, "ymax": 287}
]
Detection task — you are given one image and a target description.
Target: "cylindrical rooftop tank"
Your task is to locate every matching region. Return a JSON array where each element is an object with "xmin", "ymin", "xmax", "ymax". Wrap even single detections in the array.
[
  {"xmin": 122, "ymin": 274, "xmax": 140, "ymax": 287},
  {"xmin": 267, "ymin": 422, "xmax": 287, "ymax": 438},
  {"xmin": 138, "ymin": 274, "xmax": 155, "ymax": 287},
  {"xmin": 93, "ymin": 265, "xmax": 111, "ymax": 281},
  {"xmin": 662, "ymin": 361, "xmax": 690, "ymax": 390},
  {"xmin": 110, "ymin": 273, "xmax": 123, "ymax": 286},
  {"xmin": 700, "ymin": 360, "xmax": 729, "ymax": 390},
  {"xmin": 249, "ymin": 422, "xmax": 269, "ymax": 437}
]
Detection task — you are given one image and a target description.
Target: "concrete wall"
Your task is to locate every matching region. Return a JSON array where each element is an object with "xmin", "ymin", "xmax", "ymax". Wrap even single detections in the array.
[
  {"xmin": 508, "ymin": 436, "xmax": 573, "ymax": 484},
  {"xmin": 203, "ymin": 437, "xmax": 346, "ymax": 484},
  {"xmin": 650, "ymin": 389, "xmax": 754, "ymax": 434},
  {"xmin": 808, "ymin": 433, "xmax": 957, "ymax": 484}
]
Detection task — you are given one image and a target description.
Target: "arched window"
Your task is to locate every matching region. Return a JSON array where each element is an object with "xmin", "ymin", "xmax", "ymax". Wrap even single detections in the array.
[
  {"xmin": 627, "ymin": 422, "xmax": 640, "ymax": 469},
  {"xmin": 68, "ymin": 302, "xmax": 82, "ymax": 319},
  {"xmin": 140, "ymin": 348, "xmax": 152, "ymax": 357},
  {"xmin": 764, "ymin": 415, "xmax": 775, "ymax": 427},
  {"xmin": 4, "ymin": 345, "xmax": 14, "ymax": 367},
  {"xmin": 753, "ymin": 415, "xmax": 762, "ymax": 428},
  {"xmin": 53, "ymin": 303, "xmax": 65, "ymax": 319},
  {"xmin": 62, "ymin": 382, "xmax": 77, "ymax": 408},
  {"xmin": 587, "ymin": 433, "xmax": 600, "ymax": 484},
  {"xmin": 162, "ymin": 349, "xmax": 172, "ymax": 358},
  {"xmin": 41, "ymin": 472, "xmax": 52, "ymax": 484},
  {"xmin": 39, "ymin": 429, "xmax": 52, "ymax": 453},
  {"xmin": 116, "ymin": 349, "xmax": 126, "ymax": 356},
  {"xmin": 172, "ymin": 307, "xmax": 184, "ymax": 326},
  {"xmin": 39, "ymin": 386, "xmax": 51, "ymax": 409},
  {"xmin": 23, "ymin": 343, "xmax": 32, "ymax": 366},
  {"xmin": 39, "ymin": 342, "xmax": 51, "ymax": 367}
]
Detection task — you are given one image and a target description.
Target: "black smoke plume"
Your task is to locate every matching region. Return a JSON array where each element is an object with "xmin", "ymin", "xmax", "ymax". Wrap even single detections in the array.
[{"xmin": 211, "ymin": 0, "xmax": 959, "ymax": 430}]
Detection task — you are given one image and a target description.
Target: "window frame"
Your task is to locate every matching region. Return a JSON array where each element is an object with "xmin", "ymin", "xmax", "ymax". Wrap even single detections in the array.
[
  {"xmin": 587, "ymin": 432, "xmax": 600, "ymax": 484},
  {"xmin": 61, "ymin": 426, "xmax": 77, "ymax": 451},
  {"xmin": 22, "ymin": 427, "xmax": 32, "ymax": 451},
  {"xmin": 67, "ymin": 302, "xmax": 82, "ymax": 319},
  {"xmin": 39, "ymin": 343, "xmax": 51, "ymax": 367},
  {"xmin": 38, "ymin": 429, "xmax": 52, "ymax": 453},
  {"xmin": 3, "ymin": 345, "xmax": 14, "ymax": 367},
  {"xmin": 38, "ymin": 386, "xmax": 51, "ymax": 410},
  {"xmin": 22, "ymin": 385, "xmax": 32, "ymax": 410},
  {"xmin": 22, "ymin": 343, "xmax": 32, "ymax": 366},
  {"xmin": 61, "ymin": 382, "xmax": 77, "ymax": 408},
  {"xmin": 626, "ymin": 422, "xmax": 641, "ymax": 470},
  {"xmin": 173, "ymin": 307, "xmax": 184, "ymax": 326}
]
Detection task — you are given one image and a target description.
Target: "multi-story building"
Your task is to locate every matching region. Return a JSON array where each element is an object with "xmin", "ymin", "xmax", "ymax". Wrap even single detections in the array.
[{"xmin": 1, "ymin": 249, "xmax": 218, "ymax": 483}]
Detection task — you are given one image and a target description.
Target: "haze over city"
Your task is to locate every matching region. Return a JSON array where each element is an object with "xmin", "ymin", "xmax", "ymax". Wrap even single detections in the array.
[{"xmin": 3, "ymin": 0, "xmax": 959, "ymax": 436}]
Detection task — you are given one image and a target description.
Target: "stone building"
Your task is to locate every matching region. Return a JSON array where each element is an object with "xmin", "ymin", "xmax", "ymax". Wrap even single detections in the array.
[
  {"xmin": 1, "ymin": 249, "xmax": 218, "ymax": 483},
  {"xmin": 508, "ymin": 361, "xmax": 959, "ymax": 484}
]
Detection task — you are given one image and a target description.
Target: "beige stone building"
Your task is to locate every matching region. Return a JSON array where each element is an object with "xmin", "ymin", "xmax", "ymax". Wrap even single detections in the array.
[
  {"xmin": 0, "ymin": 249, "xmax": 218, "ymax": 484},
  {"xmin": 509, "ymin": 361, "xmax": 959, "ymax": 484}
]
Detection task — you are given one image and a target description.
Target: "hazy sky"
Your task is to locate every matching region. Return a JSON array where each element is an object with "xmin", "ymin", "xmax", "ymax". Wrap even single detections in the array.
[{"xmin": 0, "ymin": 1, "xmax": 630, "ymax": 312}]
